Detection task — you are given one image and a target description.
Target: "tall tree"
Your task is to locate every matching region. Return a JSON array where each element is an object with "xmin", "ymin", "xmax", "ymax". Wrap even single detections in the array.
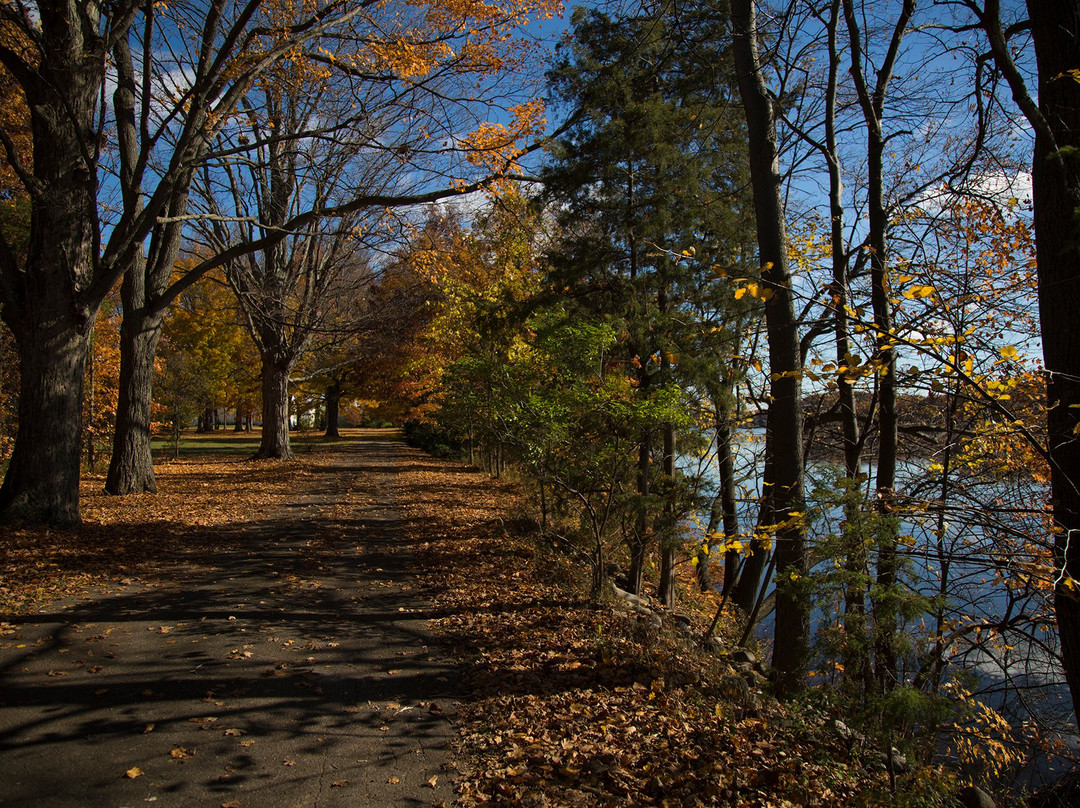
[
  {"xmin": 971, "ymin": 0, "xmax": 1080, "ymax": 724},
  {"xmin": 543, "ymin": 0, "xmax": 750, "ymax": 598},
  {"xmin": 729, "ymin": 0, "xmax": 809, "ymax": 698},
  {"xmin": 0, "ymin": 0, "xmax": 555, "ymax": 520},
  {"xmin": 0, "ymin": 1, "xmax": 369, "ymax": 521},
  {"xmin": 195, "ymin": 64, "xmax": 380, "ymax": 459}
]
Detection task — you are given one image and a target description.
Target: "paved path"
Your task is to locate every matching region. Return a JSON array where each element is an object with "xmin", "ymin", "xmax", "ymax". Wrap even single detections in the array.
[{"xmin": 0, "ymin": 434, "xmax": 460, "ymax": 807}]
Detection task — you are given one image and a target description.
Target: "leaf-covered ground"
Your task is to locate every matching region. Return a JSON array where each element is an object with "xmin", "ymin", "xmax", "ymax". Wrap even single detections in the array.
[
  {"xmin": 395, "ymin": 452, "xmax": 918, "ymax": 807},
  {"xmin": 0, "ymin": 430, "xmax": 941, "ymax": 806},
  {"xmin": 1, "ymin": 439, "xmax": 345, "ymax": 614}
]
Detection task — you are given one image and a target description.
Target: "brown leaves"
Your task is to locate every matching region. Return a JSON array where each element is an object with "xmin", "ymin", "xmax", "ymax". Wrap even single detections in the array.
[
  {"xmin": 124, "ymin": 767, "xmax": 144, "ymax": 779},
  {"xmin": 399, "ymin": 448, "xmax": 889, "ymax": 808},
  {"xmin": 0, "ymin": 438, "xmax": 355, "ymax": 613}
]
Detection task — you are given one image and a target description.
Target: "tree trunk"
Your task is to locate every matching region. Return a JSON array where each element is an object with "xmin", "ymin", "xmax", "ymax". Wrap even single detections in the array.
[
  {"xmin": 257, "ymin": 354, "xmax": 293, "ymax": 459},
  {"xmin": 0, "ymin": 9, "xmax": 106, "ymax": 525},
  {"xmin": 713, "ymin": 398, "xmax": 741, "ymax": 596},
  {"xmin": 732, "ymin": 0, "xmax": 808, "ymax": 698},
  {"xmin": 106, "ymin": 268, "xmax": 164, "ymax": 495},
  {"xmin": 628, "ymin": 429, "xmax": 651, "ymax": 596},
  {"xmin": 0, "ymin": 325, "xmax": 90, "ymax": 525},
  {"xmin": 657, "ymin": 423, "xmax": 676, "ymax": 607},
  {"xmin": 86, "ymin": 329, "xmax": 97, "ymax": 473},
  {"xmin": 843, "ymin": 0, "xmax": 913, "ymax": 692},
  {"xmin": 1025, "ymin": 0, "xmax": 1080, "ymax": 725}
]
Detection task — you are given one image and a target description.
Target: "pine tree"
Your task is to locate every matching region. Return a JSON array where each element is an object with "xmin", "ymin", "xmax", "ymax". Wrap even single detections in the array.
[{"xmin": 542, "ymin": 0, "xmax": 753, "ymax": 599}]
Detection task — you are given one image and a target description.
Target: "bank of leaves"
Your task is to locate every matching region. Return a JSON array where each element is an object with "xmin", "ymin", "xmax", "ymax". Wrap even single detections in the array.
[{"xmin": 396, "ymin": 452, "xmax": 947, "ymax": 807}]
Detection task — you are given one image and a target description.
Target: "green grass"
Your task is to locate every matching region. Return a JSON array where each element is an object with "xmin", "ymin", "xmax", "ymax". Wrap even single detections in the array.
[{"xmin": 151, "ymin": 428, "xmax": 356, "ymax": 459}]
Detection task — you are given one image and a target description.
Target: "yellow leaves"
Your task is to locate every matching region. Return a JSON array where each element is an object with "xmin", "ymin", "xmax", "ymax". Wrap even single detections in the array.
[
  {"xmin": 902, "ymin": 284, "xmax": 935, "ymax": 300},
  {"xmin": 463, "ymin": 100, "xmax": 546, "ymax": 177},
  {"xmin": 362, "ymin": 39, "xmax": 455, "ymax": 79},
  {"xmin": 998, "ymin": 345, "xmax": 1019, "ymax": 360},
  {"xmin": 1060, "ymin": 575, "xmax": 1080, "ymax": 601},
  {"xmin": 124, "ymin": 767, "xmax": 144, "ymax": 779},
  {"xmin": 734, "ymin": 281, "xmax": 773, "ymax": 302}
]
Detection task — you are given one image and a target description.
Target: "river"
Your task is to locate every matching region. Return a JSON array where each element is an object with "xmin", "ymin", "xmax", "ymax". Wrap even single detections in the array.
[{"xmin": 682, "ymin": 430, "xmax": 1075, "ymax": 786}]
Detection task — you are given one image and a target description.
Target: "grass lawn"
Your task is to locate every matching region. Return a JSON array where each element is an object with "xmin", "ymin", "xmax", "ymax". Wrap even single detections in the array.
[{"xmin": 150, "ymin": 426, "xmax": 381, "ymax": 459}]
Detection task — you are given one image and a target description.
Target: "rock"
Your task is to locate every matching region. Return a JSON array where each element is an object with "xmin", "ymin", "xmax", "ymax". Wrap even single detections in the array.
[
  {"xmin": 746, "ymin": 694, "xmax": 764, "ymax": 717},
  {"xmin": 743, "ymin": 669, "xmax": 768, "ymax": 688},
  {"xmin": 833, "ymin": 719, "xmax": 866, "ymax": 746},
  {"xmin": 613, "ymin": 586, "xmax": 650, "ymax": 608},
  {"xmin": 957, "ymin": 784, "xmax": 996, "ymax": 808},
  {"xmin": 729, "ymin": 648, "xmax": 758, "ymax": 667},
  {"xmin": 672, "ymin": 613, "xmax": 693, "ymax": 629},
  {"xmin": 706, "ymin": 636, "xmax": 724, "ymax": 653},
  {"xmin": 889, "ymin": 748, "xmax": 909, "ymax": 775},
  {"xmin": 718, "ymin": 674, "xmax": 761, "ymax": 714}
]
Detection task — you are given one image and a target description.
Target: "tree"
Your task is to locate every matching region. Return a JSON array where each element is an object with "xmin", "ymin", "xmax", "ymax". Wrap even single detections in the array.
[
  {"xmin": 0, "ymin": 1, "xmax": 371, "ymax": 520},
  {"xmin": 194, "ymin": 64, "xmax": 381, "ymax": 459},
  {"xmin": 729, "ymin": 0, "xmax": 809, "ymax": 698},
  {"xmin": 103, "ymin": 0, "xmax": 553, "ymax": 490},
  {"xmin": 0, "ymin": 0, "xmax": 555, "ymax": 521},
  {"xmin": 156, "ymin": 270, "xmax": 254, "ymax": 452},
  {"xmin": 969, "ymin": 0, "xmax": 1080, "ymax": 726},
  {"xmin": 543, "ymin": 0, "xmax": 750, "ymax": 600}
]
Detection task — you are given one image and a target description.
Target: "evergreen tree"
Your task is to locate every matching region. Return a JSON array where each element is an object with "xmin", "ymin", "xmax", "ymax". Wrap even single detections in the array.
[{"xmin": 542, "ymin": 0, "xmax": 753, "ymax": 599}]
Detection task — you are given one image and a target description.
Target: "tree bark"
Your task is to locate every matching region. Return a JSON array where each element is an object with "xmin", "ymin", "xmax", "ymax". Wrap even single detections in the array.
[
  {"xmin": 0, "ymin": 4, "xmax": 109, "ymax": 524},
  {"xmin": 325, "ymin": 382, "xmax": 342, "ymax": 437},
  {"xmin": 257, "ymin": 354, "xmax": 293, "ymax": 459},
  {"xmin": 1024, "ymin": 0, "xmax": 1080, "ymax": 725},
  {"xmin": 712, "ymin": 396, "xmax": 742, "ymax": 596},
  {"xmin": 106, "ymin": 266, "xmax": 164, "ymax": 494},
  {"xmin": 843, "ymin": 0, "xmax": 913, "ymax": 692},
  {"xmin": 0, "ymin": 324, "xmax": 90, "ymax": 525},
  {"xmin": 657, "ymin": 423, "xmax": 676, "ymax": 607},
  {"xmin": 627, "ymin": 429, "xmax": 651, "ymax": 596},
  {"xmin": 731, "ymin": 0, "xmax": 809, "ymax": 698}
]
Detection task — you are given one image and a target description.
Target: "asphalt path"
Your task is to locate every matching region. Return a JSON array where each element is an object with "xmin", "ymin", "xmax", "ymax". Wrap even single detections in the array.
[{"xmin": 0, "ymin": 434, "xmax": 461, "ymax": 807}]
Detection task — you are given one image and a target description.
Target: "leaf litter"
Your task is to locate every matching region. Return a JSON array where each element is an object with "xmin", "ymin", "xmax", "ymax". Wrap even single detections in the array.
[{"xmin": 397, "ymin": 451, "xmax": 902, "ymax": 807}]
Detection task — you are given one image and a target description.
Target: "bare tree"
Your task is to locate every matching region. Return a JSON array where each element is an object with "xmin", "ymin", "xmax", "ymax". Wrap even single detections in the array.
[
  {"xmin": 730, "ymin": 0, "xmax": 809, "ymax": 698},
  {"xmin": 966, "ymin": 0, "xmax": 1080, "ymax": 726}
]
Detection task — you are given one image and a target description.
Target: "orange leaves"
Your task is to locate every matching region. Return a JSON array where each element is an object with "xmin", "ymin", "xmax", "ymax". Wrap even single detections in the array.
[
  {"xmin": 399, "ymin": 449, "xmax": 894, "ymax": 808},
  {"xmin": 361, "ymin": 39, "xmax": 457, "ymax": 78},
  {"xmin": 462, "ymin": 100, "xmax": 546, "ymax": 177}
]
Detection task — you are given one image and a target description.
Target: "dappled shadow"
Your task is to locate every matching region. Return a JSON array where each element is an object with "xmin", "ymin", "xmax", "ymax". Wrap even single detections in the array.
[{"xmin": 0, "ymin": 440, "xmax": 464, "ymax": 806}]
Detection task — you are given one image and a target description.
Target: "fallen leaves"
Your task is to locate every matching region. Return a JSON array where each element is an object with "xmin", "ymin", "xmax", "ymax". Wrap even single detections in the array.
[
  {"xmin": 124, "ymin": 767, "xmax": 143, "ymax": 779},
  {"xmin": 170, "ymin": 747, "xmax": 195, "ymax": 759},
  {"xmin": 399, "ymin": 449, "xmax": 895, "ymax": 808},
  {"xmin": 0, "ymin": 436, "xmax": 356, "ymax": 613}
]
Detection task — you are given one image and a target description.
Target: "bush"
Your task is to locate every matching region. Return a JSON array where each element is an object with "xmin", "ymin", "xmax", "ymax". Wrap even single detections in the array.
[{"xmin": 402, "ymin": 419, "xmax": 460, "ymax": 458}]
